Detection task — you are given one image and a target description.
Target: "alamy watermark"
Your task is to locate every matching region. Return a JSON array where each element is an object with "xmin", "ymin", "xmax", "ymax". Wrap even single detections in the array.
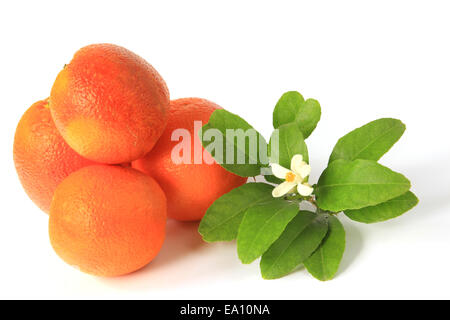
[{"xmin": 170, "ymin": 121, "xmax": 279, "ymax": 176}]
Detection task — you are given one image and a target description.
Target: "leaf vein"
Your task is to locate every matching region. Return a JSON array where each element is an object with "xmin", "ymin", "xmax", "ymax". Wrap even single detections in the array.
[
  {"xmin": 203, "ymin": 197, "xmax": 271, "ymax": 237},
  {"xmin": 318, "ymin": 182, "xmax": 409, "ymax": 188},
  {"xmin": 244, "ymin": 205, "xmax": 295, "ymax": 258},
  {"xmin": 351, "ymin": 123, "xmax": 403, "ymax": 160}
]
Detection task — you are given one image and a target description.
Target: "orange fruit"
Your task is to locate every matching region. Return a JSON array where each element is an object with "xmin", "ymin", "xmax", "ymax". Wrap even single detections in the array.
[
  {"xmin": 50, "ymin": 43, "xmax": 170, "ymax": 164},
  {"xmin": 49, "ymin": 165, "xmax": 167, "ymax": 277},
  {"xmin": 13, "ymin": 99, "xmax": 96, "ymax": 213},
  {"xmin": 132, "ymin": 98, "xmax": 247, "ymax": 221}
]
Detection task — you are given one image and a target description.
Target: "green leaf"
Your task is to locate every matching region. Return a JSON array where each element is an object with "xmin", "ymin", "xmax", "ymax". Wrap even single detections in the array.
[
  {"xmin": 260, "ymin": 211, "xmax": 328, "ymax": 279},
  {"xmin": 273, "ymin": 91, "xmax": 321, "ymax": 138},
  {"xmin": 237, "ymin": 199, "xmax": 299, "ymax": 264},
  {"xmin": 295, "ymin": 99, "xmax": 321, "ymax": 139},
  {"xmin": 201, "ymin": 109, "xmax": 268, "ymax": 177},
  {"xmin": 269, "ymin": 122, "xmax": 309, "ymax": 169},
  {"xmin": 315, "ymin": 159, "xmax": 411, "ymax": 212},
  {"xmin": 304, "ymin": 215, "xmax": 346, "ymax": 281},
  {"xmin": 329, "ymin": 118, "xmax": 406, "ymax": 163},
  {"xmin": 264, "ymin": 173, "xmax": 284, "ymax": 184},
  {"xmin": 345, "ymin": 191, "xmax": 419, "ymax": 223},
  {"xmin": 273, "ymin": 91, "xmax": 305, "ymax": 128},
  {"xmin": 198, "ymin": 183, "xmax": 274, "ymax": 242}
]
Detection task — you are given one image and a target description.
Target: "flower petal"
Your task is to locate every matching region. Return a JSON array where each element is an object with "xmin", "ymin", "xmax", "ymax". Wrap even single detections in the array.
[
  {"xmin": 270, "ymin": 163, "xmax": 291, "ymax": 179},
  {"xmin": 297, "ymin": 163, "xmax": 311, "ymax": 179},
  {"xmin": 272, "ymin": 181, "xmax": 297, "ymax": 198},
  {"xmin": 297, "ymin": 183, "xmax": 314, "ymax": 196},
  {"xmin": 290, "ymin": 154, "xmax": 304, "ymax": 171}
]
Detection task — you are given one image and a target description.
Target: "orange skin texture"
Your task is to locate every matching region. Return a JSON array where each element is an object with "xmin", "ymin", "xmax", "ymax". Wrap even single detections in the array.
[
  {"xmin": 49, "ymin": 165, "xmax": 167, "ymax": 277},
  {"xmin": 132, "ymin": 98, "xmax": 247, "ymax": 221},
  {"xmin": 50, "ymin": 43, "xmax": 170, "ymax": 164},
  {"xmin": 13, "ymin": 99, "xmax": 96, "ymax": 213}
]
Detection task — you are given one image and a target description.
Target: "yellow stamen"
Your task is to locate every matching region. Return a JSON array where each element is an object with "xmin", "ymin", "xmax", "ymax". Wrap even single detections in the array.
[{"xmin": 285, "ymin": 172, "xmax": 296, "ymax": 182}]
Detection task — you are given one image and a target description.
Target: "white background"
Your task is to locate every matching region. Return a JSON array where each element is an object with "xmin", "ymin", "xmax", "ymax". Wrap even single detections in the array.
[{"xmin": 1, "ymin": 0, "xmax": 449, "ymax": 300}]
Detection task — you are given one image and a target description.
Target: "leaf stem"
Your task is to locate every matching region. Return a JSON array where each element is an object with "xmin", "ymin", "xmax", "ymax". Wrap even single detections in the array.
[{"xmin": 283, "ymin": 193, "xmax": 339, "ymax": 216}]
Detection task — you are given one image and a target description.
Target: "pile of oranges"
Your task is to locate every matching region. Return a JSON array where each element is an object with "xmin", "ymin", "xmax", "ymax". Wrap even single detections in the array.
[{"xmin": 13, "ymin": 44, "xmax": 246, "ymax": 277}]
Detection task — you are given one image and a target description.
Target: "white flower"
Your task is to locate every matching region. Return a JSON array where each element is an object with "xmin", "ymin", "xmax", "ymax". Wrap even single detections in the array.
[{"xmin": 270, "ymin": 154, "xmax": 314, "ymax": 198}]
